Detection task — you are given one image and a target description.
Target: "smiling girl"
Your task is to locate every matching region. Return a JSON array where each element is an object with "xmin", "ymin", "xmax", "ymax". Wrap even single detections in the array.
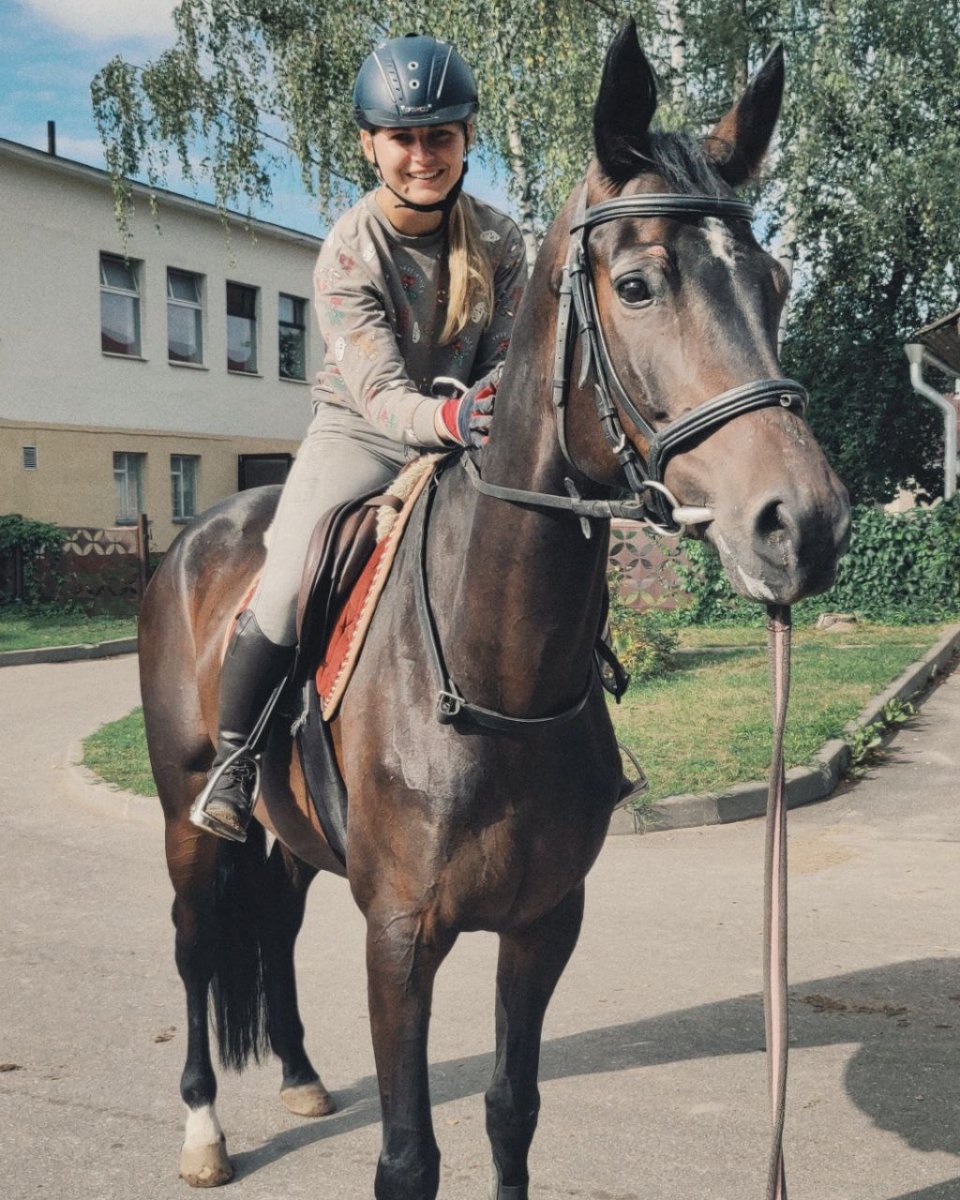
[{"xmin": 191, "ymin": 34, "xmax": 527, "ymax": 842}]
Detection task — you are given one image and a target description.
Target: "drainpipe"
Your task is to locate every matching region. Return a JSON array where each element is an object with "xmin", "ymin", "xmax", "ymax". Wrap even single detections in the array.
[{"xmin": 904, "ymin": 342, "xmax": 957, "ymax": 501}]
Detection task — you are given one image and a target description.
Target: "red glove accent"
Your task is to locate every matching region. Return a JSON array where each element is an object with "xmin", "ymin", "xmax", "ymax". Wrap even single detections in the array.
[{"xmin": 439, "ymin": 396, "xmax": 465, "ymax": 444}]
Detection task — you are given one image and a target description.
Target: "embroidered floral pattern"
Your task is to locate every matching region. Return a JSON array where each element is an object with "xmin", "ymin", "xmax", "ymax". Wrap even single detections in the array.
[
  {"xmin": 400, "ymin": 270, "xmax": 423, "ymax": 302},
  {"xmin": 338, "ymin": 250, "xmax": 356, "ymax": 273}
]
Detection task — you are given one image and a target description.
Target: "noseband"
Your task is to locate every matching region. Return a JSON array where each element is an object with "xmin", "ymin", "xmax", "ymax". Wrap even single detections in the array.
[{"xmin": 466, "ymin": 181, "xmax": 807, "ymax": 534}]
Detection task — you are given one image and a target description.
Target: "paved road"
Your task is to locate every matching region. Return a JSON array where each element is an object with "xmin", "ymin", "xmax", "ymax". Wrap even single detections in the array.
[{"xmin": 0, "ymin": 654, "xmax": 958, "ymax": 1200}]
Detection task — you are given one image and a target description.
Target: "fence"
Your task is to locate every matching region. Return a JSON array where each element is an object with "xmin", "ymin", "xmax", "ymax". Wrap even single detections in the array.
[
  {"xmin": 0, "ymin": 515, "xmax": 150, "ymax": 614},
  {"xmin": 1, "ymin": 513, "xmax": 684, "ymax": 615},
  {"xmin": 608, "ymin": 519, "xmax": 688, "ymax": 609}
]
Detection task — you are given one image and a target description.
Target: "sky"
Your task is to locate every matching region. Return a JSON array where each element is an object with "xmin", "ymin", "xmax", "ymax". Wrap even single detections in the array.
[{"xmin": 0, "ymin": 0, "xmax": 512, "ymax": 237}]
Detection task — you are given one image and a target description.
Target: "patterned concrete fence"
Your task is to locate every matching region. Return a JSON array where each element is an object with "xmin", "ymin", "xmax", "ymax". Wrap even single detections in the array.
[
  {"xmin": 0, "ymin": 516, "xmax": 150, "ymax": 613},
  {"xmin": 607, "ymin": 519, "xmax": 690, "ymax": 610}
]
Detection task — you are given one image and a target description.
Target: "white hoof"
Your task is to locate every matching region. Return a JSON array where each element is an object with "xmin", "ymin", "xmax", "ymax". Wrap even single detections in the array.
[
  {"xmin": 179, "ymin": 1136, "xmax": 233, "ymax": 1187},
  {"xmin": 280, "ymin": 1079, "xmax": 336, "ymax": 1118}
]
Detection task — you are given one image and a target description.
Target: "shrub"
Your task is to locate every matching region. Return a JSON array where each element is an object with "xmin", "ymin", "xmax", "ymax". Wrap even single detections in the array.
[
  {"xmin": 669, "ymin": 497, "xmax": 960, "ymax": 625},
  {"xmin": 608, "ymin": 569, "xmax": 679, "ymax": 680},
  {"xmin": 0, "ymin": 514, "xmax": 67, "ymax": 606}
]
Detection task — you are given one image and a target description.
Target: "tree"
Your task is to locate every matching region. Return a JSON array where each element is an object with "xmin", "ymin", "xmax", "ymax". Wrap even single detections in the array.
[
  {"xmin": 91, "ymin": 0, "xmax": 656, "ymax": 268},
  {"xmin": 93, "ymin": 1, "xmax": 960, "ymax": 503}
]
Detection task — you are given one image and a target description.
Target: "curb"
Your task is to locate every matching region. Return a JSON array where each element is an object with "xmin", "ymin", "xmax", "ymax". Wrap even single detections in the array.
[
  {"xmin": 607, "ymin": 620, "xmax": 960, "ymax": 836},
  {"xmin": 0, "ymin": 637, "xmax": 137, "ymax": 668},
  {"xmin": 61, "ymin": 739, "xmax": 160, "ymax": 826}
]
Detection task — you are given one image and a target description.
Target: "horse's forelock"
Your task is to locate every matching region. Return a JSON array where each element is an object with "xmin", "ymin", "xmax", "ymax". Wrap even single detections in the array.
[{"xmin": 593, "ymin": 131, "xmax": 731, "ymax": 198}]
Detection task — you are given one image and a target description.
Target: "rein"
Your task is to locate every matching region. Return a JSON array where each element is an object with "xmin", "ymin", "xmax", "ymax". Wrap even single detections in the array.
[{"xmin": 764, "ymin": 604, "xmax": 792, "ymax": 1200}]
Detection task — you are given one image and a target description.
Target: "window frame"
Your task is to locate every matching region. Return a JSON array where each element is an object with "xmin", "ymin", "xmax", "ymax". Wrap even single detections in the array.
[
  {"xmin": 226, "ymin": 281, "xmax": 260, "ymax": 375},
  {"xmin": 167, "ymin": 268, "xmax": 205, "ymax": 366},
  {"xmin": 170, "ymin": 454, "xmax": 200, "ymax": 522},
  {"xmin": 100, "ymin": 253, "xmax": 143, "ymax": 358},
  {"xmin": 113, "ymin": 451, "xmax": 146, "ymax": 526},
  {"xmin": 278, "ymin": 292, "xmax": 308, "ymax": 381}
]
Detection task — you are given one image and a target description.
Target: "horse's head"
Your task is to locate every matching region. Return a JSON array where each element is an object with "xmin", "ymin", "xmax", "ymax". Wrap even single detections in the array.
[{"xmin": 552, "ymin": 20, "xmax": 850, "ymax": 604}]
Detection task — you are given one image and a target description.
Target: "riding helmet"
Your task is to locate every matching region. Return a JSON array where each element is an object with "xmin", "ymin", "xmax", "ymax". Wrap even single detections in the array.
[{"xmin": 353, "ymin": 35, "xmax": 478, "ymax": 130}]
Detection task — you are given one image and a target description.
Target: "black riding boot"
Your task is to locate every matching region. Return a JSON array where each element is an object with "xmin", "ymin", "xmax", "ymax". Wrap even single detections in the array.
[{"xmin": 189, "ymin": 610, "xmax": 294, "ymax": 843}]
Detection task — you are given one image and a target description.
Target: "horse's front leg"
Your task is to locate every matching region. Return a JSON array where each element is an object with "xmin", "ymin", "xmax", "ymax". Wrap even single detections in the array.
[
  {"xmin": 365, "ymin": 906, "xmax": 457, "ymax": 1200},
  {"xmin": 486, "ymin": 884, "xmax": 585, "ymax": 1200}
]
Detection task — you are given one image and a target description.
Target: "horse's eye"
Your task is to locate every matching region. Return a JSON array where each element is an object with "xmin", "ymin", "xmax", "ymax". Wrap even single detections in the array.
[{"xmin": 615, "ymin": 275, "xmax": 651, "ymax": 307}]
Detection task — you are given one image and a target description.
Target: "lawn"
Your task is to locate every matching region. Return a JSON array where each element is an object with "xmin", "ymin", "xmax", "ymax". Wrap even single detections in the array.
[
  {"xmin": 0, "ymin": 608, "xmax": 137, "ymax": 651},
  {"xmin": 81, "ymin": 622, "xmax": 952, "ymax": 803},
  {"xmin": 615, "ymin": 623, "xmax": 950, "ymax": 802}
]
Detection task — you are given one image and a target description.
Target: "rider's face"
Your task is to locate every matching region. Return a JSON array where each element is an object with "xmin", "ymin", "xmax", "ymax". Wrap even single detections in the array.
[{"xmin": 361, "ymin": 123, "xmax": 470, "ymax": 207}]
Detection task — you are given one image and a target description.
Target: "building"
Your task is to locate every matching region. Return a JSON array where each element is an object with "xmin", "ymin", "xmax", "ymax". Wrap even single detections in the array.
[{"xmin": 0, "ymin": 135, "xmax": 323, "ymax": 550}]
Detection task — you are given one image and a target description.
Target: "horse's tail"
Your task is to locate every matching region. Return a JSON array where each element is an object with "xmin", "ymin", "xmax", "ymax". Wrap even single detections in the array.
[{"xmin": 210, "ymin": 824, "xmax": 272, "ymax": 1071}]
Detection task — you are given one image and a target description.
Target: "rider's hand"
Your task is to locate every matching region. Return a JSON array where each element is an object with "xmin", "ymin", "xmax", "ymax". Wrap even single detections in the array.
[{"xmin": 437, "ymin": 366, "xmax": 501, "ymax": 448}]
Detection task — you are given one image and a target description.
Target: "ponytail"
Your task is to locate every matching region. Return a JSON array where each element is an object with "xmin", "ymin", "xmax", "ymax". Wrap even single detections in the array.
[{"xmin": 440, "ymin": 197, "xmax": 495, "ymax": 344}]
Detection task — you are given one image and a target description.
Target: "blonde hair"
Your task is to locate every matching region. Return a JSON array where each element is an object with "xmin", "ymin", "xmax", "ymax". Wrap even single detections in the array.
[{"xmin": 440, "ymin": 197, "xmax": 495, "ymax": 344}]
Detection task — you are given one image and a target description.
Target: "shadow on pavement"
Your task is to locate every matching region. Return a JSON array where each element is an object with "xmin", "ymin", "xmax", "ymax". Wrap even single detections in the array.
[{"xmin": 231, "ymin": 954, "xmax": 960, "ymax": 1190}]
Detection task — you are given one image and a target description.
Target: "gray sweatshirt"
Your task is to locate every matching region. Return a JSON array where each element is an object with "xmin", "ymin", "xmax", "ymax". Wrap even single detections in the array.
[{"xmin": 311, "ymin": 191, "xmax": 527, "ymax": 448}]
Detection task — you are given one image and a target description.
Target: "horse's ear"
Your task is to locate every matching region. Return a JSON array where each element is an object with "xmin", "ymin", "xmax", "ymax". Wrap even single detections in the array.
[
  {"xmin": 704, "ymin": 44, "xmax": 785, "ymax": 187},
  {"xmin": 593, "ymin": 18, "xmax": 658, "ymax": 185}
]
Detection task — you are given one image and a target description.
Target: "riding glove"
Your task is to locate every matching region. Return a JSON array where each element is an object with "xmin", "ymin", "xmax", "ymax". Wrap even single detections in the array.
[{"xmin": 437, "ymin": 365, "xmax": 502, "ymax": 448}]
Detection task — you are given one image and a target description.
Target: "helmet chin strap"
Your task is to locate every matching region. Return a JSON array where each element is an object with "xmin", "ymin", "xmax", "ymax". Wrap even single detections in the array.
[{"xmin": 374, "ymin": 154, "xmax": 469, "ymax": 221}]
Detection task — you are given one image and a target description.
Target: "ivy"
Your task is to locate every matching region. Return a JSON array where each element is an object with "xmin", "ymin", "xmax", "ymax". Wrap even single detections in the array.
[
  {"xmin": 671, "ymin": 497, "xmax": 960, "ymax": 626},
  {"xmin": 0, "ymin": 515, "xmax": 67, "ymax": 607}
]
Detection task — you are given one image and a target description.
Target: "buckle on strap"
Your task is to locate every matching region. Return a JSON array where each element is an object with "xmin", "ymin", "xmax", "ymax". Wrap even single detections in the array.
[{"xmin": 437, "ymin": 690, "xmax": 463, "ymax": 723}]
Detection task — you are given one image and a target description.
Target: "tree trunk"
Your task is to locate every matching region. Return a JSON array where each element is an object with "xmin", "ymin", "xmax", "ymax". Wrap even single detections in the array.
[{"xmin": 504, "ymin": 95, "xmax": 540, "ymax": 272}]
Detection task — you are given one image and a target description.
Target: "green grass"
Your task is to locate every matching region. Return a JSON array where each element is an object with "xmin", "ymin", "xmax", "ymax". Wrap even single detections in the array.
[
  {"xmin": 615, "ymin": 623, "xmax": 949, "ymax": 803},
  {"xmin": 81, "ymin": 622, "xmax": 952, "ymax": 802},
  {"xmin": 0, "ymin": 609, "xmax": 137, "ymax": 651},
  {"xmin": 83, "ymin": 707, "xmax": 157, "ymax": 797}
]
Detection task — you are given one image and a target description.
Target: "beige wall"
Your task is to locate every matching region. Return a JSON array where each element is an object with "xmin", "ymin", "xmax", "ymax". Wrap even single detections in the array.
[{"xmin": 1, "ymin": 418, "xmax": 297, "ymax": 550}]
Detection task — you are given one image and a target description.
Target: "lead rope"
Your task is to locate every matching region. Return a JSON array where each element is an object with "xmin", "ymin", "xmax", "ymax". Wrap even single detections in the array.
[{"xmin": 764, "ymin": 603, "xmax": 792, "ymax": 1200}]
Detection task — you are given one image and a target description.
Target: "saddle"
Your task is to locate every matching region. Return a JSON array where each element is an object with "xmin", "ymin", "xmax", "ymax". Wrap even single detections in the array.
[{"xmin": 288, "ymin": 454, "xmax": 445, "ymax": 863}]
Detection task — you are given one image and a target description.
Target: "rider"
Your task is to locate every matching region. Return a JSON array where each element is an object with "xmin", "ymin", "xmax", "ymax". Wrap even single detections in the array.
[{"xmin": 191, "ymin": 34, "xmax": 528, "ymax": 842}]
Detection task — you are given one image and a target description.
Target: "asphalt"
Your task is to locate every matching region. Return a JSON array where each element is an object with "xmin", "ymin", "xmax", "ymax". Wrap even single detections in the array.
[{"xmin": 0, "ymin": 654, "xmax": 958, "ymax": 1200}]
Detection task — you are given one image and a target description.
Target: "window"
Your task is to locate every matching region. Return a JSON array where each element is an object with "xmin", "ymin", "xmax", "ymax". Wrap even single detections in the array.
[
  {"xmin": 227, "ymin": 282, "xmax": 258, "ymax": 373},
  {"xmin": 114, "ymin": 452, "xmax": 145, "ymax": 525},
  {"xmin": 171, "ymin": 455, "xmax": 199, "ymax": 521},
  {"xmin": 168, "ymin": 269, "xmax": 204, "ymax": 364},
  {"xmin": 100, "ymin": 253, "xmax": 142, "ymax": 356},
  {"xmin": 22, "ymin": 446, "xmax": 38, "ymax": 470},
  {"xmin": 278, "ymin": 293, "xmax": 307, "ymax": 380},
  {"xmin": 238, "ymin": 453, "xmax": 294, "ymax": 490}
]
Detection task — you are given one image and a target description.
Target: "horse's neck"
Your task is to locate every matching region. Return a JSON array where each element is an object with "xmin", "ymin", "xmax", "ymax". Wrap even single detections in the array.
[{"xmin": 436, "ymin": 342, "xmax": 609, "ymax": 714}]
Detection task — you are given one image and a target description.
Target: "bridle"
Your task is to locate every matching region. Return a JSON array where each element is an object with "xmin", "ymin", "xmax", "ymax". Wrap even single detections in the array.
[{"xmin": 465, "ymin": 180, "xmax": 808, "ymax": 534}]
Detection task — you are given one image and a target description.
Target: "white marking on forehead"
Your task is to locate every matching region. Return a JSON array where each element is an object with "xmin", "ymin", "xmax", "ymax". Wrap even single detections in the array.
[{"xmin": 702, "ymin": 217, "xmax": 737, "ymax": 268}]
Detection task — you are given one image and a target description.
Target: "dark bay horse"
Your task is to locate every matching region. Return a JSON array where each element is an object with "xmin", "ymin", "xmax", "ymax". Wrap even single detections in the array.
[{"xmin": 138, "ymin": 22, "xmax": 850, "ymax": 1197}]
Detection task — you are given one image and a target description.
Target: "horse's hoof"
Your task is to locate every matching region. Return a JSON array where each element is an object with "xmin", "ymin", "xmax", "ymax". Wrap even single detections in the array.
[
  {"xmin": 281, "ymin": 1079, "xmax": 336, "ymax": 1118},
  {"xmin": 179, "ymin": 1137, "xmax": 234, "ymax": 1187}
]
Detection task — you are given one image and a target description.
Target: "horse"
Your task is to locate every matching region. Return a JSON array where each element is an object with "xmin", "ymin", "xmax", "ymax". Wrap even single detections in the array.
[{"xmin": 138, "ymin": 21, "xmax": 850, "ymax": 1198}]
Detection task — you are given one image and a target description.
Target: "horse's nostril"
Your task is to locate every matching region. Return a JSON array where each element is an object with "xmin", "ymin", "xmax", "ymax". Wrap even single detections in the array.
[{"xmin": 756, "ymin": 499, "xmax": 788, "ymax": 542}]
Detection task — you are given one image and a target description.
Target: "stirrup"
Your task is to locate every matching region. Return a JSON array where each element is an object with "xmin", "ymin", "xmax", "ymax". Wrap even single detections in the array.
[{"xmin": 189, "ymin": 747, "xmax": 261, "ymax": 844}]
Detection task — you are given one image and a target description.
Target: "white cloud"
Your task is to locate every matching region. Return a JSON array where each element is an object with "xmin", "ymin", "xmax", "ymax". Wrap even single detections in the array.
[{"xmin": 18, "ymin": 0, "xmax": 178, "ymax": 44}]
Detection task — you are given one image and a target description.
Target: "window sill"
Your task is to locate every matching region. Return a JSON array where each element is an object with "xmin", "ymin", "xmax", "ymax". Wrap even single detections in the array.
[
  {"xmin": 227, "ymin": 369, "xmax": 263, "ymax": 378},
  {"xmin": 115, "ymin": 518, "xmax": 138, "ymax": 526},
  {"xmin": 279, "ymin": 374, "xmax": 309, "ymax": 385},
  {"xmin": 102, "ymin": 351, "xmax": 147, "ymax": 362},
  {"xmin": 171, "ymin": 516, "xmax": 195, "ymax": 525},
  {"xmin": 169, "ymin": 360, "xmax": 209, "ymax": 371}
]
